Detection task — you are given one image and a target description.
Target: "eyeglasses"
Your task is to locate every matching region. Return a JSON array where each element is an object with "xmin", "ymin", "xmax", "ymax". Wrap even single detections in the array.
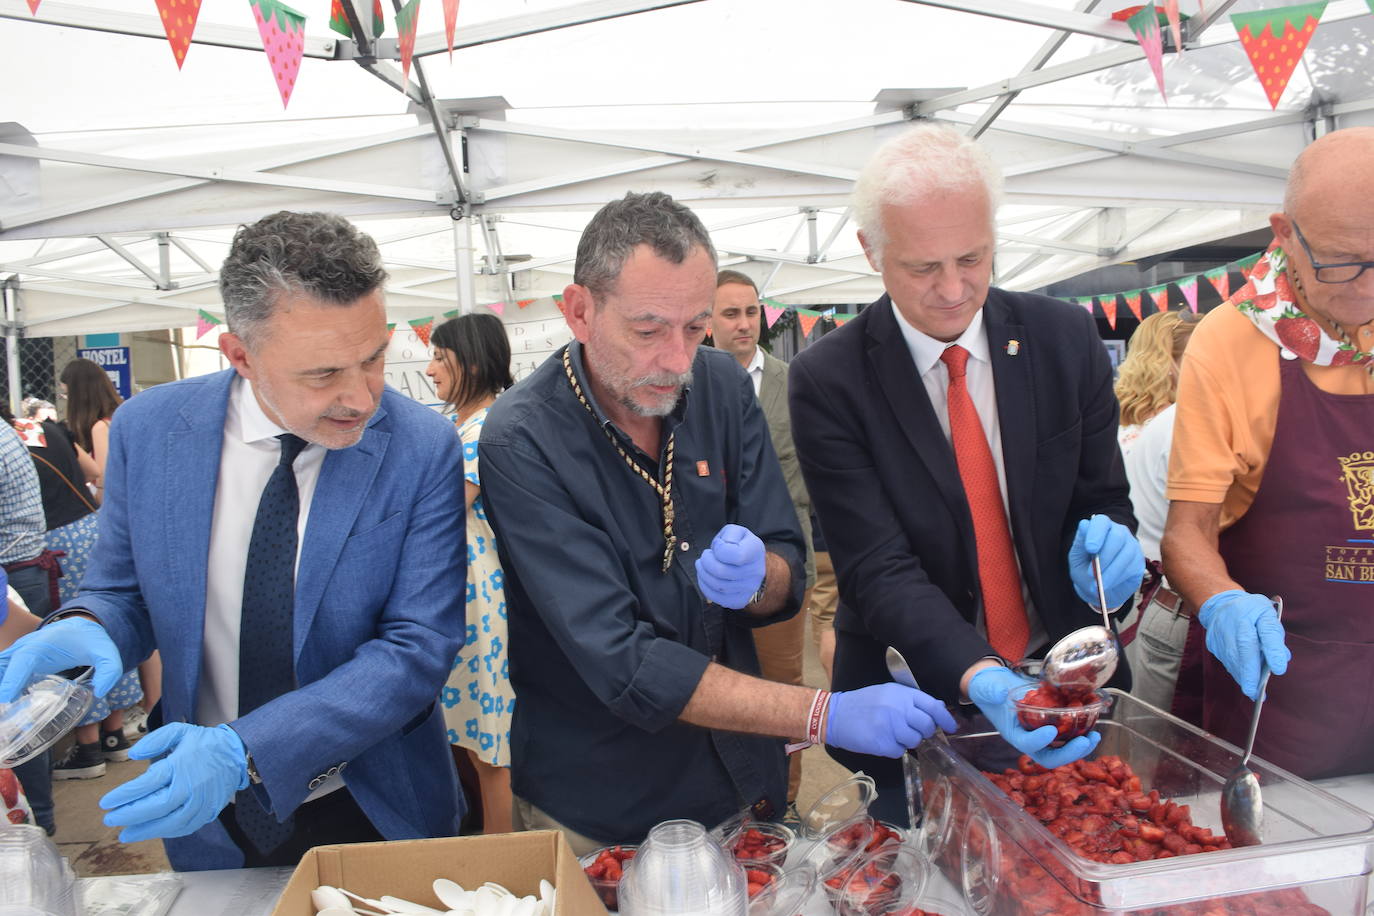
[{"xmin": 1290, "ymin": 222, "xmax": 1374, "ymax": 284}]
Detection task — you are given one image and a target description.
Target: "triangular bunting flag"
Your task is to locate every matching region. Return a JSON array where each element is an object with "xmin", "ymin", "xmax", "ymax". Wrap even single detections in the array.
[
  {"xmin": 1081, "ymin": 298, "xmax": 1096, "ymax": 315},
  {"xmin": 154, "ymin": 0, "xmax": 202, "ymax": 68},
  {"xmin": 1163, "ymin": 0, "xmax": 1183, "ymax": 52},
  {"xmin": 1178, "ymin": 275, "xmax": 1199, "ymax": 313},
  {"xmin": 1128, "ymin": 5, "xmax": 1168, "ymax": 102},
  {"xmin": 26, "ymin": 0, "xmax": 39, "ymax": 12},
  {"xmin": 386, "ymin": 322, "xmax": 396, "ymax": 342},
  {"xmin": 196, "ymin": 309, "xmax": 222, "ymax": 340},
  {"xmin": 1124, "ymin": 289, "xmax": 1144, "ymax": 322},
  {"xmin": 1148, "ymin": 284, "xmax": 1170, "ymax": 314},
  {"xmin": 250, "ymin": 0, "xmax": 306, "ymax": 109},
  {"xmin": 764, "ymin": 305, "xmax": 784, "ymax": 328},
  {"xmin": 373, "ymin": 0, "xmax": 384, "ymax": 35},
  {"xmin": 330, "ymin": 0, "xmax": 385, "ymax": 37},
  {"xmin": 1236, "ymin": 251, "xmax": 1263, "ymax": 278},
  {"xmin": 516, "ymin": 298, "xmax": 535, "ymax": 309},
  {"xmin": 442, "ymin": 309, "xmax": 460, "ymax": 319},
  {"xmin": 486, "ymin": 301, "xmax": 505, "ymax": 316},
  {"xmin": 395, "ymin": 0, "xmax": 421, "ymax": 86},
  {"xmin": 1231, "ymin": 2, "xmax": 1327, "ymax": 109},
  {"xmin": 1204, "ymin": 265, "xmax": 1230, "ymax": 300},
  {"xmin": 797, "ymin": 311, "xmax": 821, "ymax": 338},
  {"xmin": 1103, "ymin": 296, "xmax": 1119, "ymax": 330},
  {"xmin": 409, "ymin": 316, "xmax": 434, "ymax": 346},
  {"xmin": 834, "ymin": 314, "xmax": 851, "ymax": 326},
  {"xmin": 444, "ymin": 0, "xmax": 459, "ymax": 59}
]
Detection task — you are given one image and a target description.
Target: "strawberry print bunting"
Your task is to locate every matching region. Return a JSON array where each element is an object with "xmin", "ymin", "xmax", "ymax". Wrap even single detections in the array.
[
  {"xmin": 329, "ymin": 0, "xmax": 385, "ymax": 39},
  {"xmin": 797, "ymin": 312, "xmax": 821, "ymax": 338},
  {"xmin": 1163, "ymin": 0, "xmax": 1183, "ymax": 52},
  {"xmin": 251, "ymin": 0, "xmax": 306, "ymax": 109},
  {"xmin": 196, "ymin": 309, "xmax": 222, "ymax": 340},
  {"xmin": 1204, "ymin": 265, "xmax": 1230, "ymax": 300},
  {"xmin": 409, "ymin": 317, "xmax": 434, "ymax": 346},
  {"xmin": 1178, "ymin": 275, "xmax": 1199, "ymax": 313},
  {"xmin": 396, "ymin": 0, "xmax": 421, "ymax": 86},
  {"xmin": 26, "ymin": 0, "xmax": 40, "ymax": 13},
  {"xmin": 1123, "ymin": 289, "xmax": 1144, "ymax": 322},
  {"xmin": 1148, "ymin": 285, "xmax": 1169, "ymax": 314},
  {"xmin": 1102, "ymin": 295, "xmax": 1119, "ymax": 330},
  {"xmin": 444, "ymin": 0, "xmax": 460, "ymax": 58},
  {"xmin": 155, "ymin": 0, "xmax": 203, "ymax": 69},
  {"xmin": 1230, "ymin": 2, "xmax": 1327, "ymax": 109},
  {"xmin": 1127, "ymin": 4, "xmax": 1168, "ymax": 102}
]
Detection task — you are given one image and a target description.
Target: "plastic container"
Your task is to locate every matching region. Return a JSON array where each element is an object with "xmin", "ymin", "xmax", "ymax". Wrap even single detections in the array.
[
  {"xmin": 918, "ymin": 688, "xmax": 1374, "ymax": 914},
  {"xmin": 1011, "ymin": 686, "xmax": 1113, "ymax": 748},
  {"xmin": 799, "ymin": 773, "xmax": 878, "ymax": 840},
  {"xmin": 833, "ymin": 843, "xmax": 929, "ymax": 916},
  {"xmin": 0, "ymin": 823, "xmax": 80, "ymax": 916},
  {"xmin": 747, "ymin": 864, "xmax": 815, "ymax": 916},
  {"xmin": 618, "ymin": 819, "xmax": 747, "ymax": 916},
  {"xmin": 0, "ymin": 674, "xmax": 94, "ymax": 768},
  {"xmin": 740, "ymin": 860, "xmax": 784, "ymax": 900},
  {"xmin": 729, "ymin": 821, "xmax": 795, "ymax": 868},
  {"xmin": 808, "ymin": 816, "xmax": 877, "ymax": 906},
  {"xmin": 579, "ymin": 844, "xmax": 637, "ymax": 912}
]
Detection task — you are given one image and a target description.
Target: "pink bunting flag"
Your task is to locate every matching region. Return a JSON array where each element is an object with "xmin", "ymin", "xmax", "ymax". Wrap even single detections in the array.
[
  {"xmin": 1204, "ymin": 265, "xmax": 1230, "ymax": 300},
  {"xmin": 763, "ymin": 305, "xmax": 784, "ymax": 328},
  {"xmin": 1128, "ymin": 5, "xmax": 1168, "ymax": 102},
  {"xmin": 1163, "ymin": 0, "xmax": 1183, "ymax": 52},
  {"xmin": 155, "ymin": 0, "xmax": 203, "ymax": 68},
  {"xmin": 26, "ymin": 0, "xmax": 39, "ymax": 12},
  {"xmin": 1103, "ymin": 296, "xmax": 1119, "ymax": 331},
  {"xmin": 395, "ymin": 0, "xmax": 421, "ymax": 85},
  {"xmin": 1082, "ymin": 298, "xmax": 1096, "ymax": 315},
  {"xmin": 1149, "ymin": 285, "xmax": 1170, "ymax": 314},
  {"xmin": 797, "ymin": 312, "xmax": 821, "ymax": 338},
  {"xmin": 1178, "ymin": 275, "xmax": 1200, "ymax": 313},
  {"xmin": 444, "ymin": 0, "xmax": 459, "ymax": 59},
  {"xmin": 250, "ymin": 0, "xmax": 306, "ymax": 109},
  {"xmin": 1124, "ymin": 290, "xmax": 1144, "ymax": 321},
  {"xmin": 196, "ymin": 309, "xmax": 222, "ymax": 340},
  {"xmin": 485, "ymin": 301, "xmax": 505, "ymax": 316}
]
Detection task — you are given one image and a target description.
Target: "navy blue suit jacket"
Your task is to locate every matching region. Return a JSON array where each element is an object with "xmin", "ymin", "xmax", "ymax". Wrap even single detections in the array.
[
  {"xmin": 790, "ymin": 291, "xmax": 1134, "ymax": 707},
  {"xmin": 65, "ymin": 370, "xmax": 467, "ymax": 870}
]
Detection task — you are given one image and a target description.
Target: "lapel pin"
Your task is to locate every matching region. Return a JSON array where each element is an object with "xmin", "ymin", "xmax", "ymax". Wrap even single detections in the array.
[
  {"xmin": 1005, "ymin": 339, "xmax": 1021, "ymax": 356},
  {"xmin": 696, "ymin": 460, "xmax": 711, "ymax": 477}
]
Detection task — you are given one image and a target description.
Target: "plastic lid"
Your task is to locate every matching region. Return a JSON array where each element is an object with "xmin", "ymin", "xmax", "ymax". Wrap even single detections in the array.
[
  {"xmin": 747, "ymin": 864, "xmax": 816, "ymax": 916},
  {"xmin": 0, "ymin": 675, "xmax": 94, "ymax": 768},
  {"xmin": 799, "ymin": 773, "xmax": 878, "ymax": 839},
  {"xmin": 709, "ymin": 806, "xmax": 755, "ymax": 849},
  {"xmin": 834, "ymin": 844, "xmax": 930, "ymax": 916}
]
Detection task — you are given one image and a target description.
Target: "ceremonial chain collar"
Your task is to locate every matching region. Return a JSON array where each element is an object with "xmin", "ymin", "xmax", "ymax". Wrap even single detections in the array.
[{"xmin": 563, "ymin": 347, "xmax": 678, "ymax": 572}]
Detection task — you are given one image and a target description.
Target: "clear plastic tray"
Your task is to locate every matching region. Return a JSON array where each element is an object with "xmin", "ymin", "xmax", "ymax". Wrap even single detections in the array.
[
  {"xmin": 918, "ymin": 689, "xmax": 1374, "ymax": 914},
  {"xmin": 0, "ymin": 674, "xmax": 94, "ymax": 768}
]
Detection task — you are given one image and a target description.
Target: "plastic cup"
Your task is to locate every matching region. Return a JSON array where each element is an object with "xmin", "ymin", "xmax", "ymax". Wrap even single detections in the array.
[{"xmin": 619, "ymin": 819, "xmax": 747, "ymax": 916}]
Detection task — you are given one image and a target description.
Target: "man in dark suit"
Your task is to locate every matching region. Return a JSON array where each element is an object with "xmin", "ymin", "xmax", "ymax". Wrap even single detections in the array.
[{"xmin": 790, "ymin": 124, "xmax": 1144, "ymax": 824}]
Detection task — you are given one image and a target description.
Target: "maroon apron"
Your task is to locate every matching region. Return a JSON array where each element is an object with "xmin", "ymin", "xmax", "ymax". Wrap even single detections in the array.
[{"xmin": 1187, "ymin": 353, "xmax": 1374, "ymax": 779}]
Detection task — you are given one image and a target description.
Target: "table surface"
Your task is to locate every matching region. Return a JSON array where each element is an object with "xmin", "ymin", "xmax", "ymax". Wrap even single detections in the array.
[{"xmin": 77, "ymin": 775, "xmax": 1374, "ymax": 916}]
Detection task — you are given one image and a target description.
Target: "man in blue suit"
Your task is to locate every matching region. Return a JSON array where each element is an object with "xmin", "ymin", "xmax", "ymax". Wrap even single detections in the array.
[{"xmin": 0, "ymin": 211, "xmax": 467, "ymax": 870}]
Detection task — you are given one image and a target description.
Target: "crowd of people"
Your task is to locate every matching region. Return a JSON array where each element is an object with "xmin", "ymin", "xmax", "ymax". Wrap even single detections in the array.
[{"xmin": 0, "ymin": 122, "xmax": 1369, "ymax": 870}]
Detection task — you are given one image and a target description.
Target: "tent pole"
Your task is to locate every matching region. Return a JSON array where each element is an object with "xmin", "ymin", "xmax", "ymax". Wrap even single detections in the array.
[
  {"xmin": 3, "ymin": 277, "xmax": 20, "ymax": 416},
  {"xmin": 453, "ymin": 212, "xmax": 477, "ymax": 314}
]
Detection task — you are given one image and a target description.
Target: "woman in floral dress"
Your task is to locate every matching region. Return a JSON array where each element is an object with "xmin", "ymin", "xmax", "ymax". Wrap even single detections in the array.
[{"xmin": 427, "ymin": 313, "xmax": 516, "ymax": 833}]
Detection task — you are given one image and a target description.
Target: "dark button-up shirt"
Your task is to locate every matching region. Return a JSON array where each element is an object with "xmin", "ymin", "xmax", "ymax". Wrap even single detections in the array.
[{"xmin": 480, "ymin": 342, "xmax": 805, "ymax": 843}]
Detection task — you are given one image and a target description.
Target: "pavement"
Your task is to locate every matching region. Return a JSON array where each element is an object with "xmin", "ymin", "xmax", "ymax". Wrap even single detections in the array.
[{"xmin": 53, "ymin": 615, "xmax": 853, "ymax": 877}]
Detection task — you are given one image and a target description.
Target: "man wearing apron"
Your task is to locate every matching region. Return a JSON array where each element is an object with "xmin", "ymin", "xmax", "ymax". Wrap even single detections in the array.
[{"xmin": 1163, "ymin": 127, "xmax": 1374, "ymax": 780}]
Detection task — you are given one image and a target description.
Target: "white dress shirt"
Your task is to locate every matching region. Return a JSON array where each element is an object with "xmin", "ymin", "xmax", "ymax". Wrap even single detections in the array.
[
  {"xmin": 891, "ymin": 305, "xmax": 1048, "ymax": 655},
  {"xmin": 198, "ymin": 376, "xmax": 325, "ymax": 728},
  {"xmin": 745, "ymin": 345, "xmax": 765, "ymax": 396}
]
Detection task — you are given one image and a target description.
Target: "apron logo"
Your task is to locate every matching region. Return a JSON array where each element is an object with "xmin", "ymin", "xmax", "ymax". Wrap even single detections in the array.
[{"xmin": 1338, "ymin": 451, "xmax": 1374, "ymax": 532}]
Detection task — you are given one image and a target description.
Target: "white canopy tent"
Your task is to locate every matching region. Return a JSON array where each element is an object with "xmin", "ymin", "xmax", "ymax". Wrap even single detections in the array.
[{"xmin": 3, "ymin": 0, "xmax": 1374, "ymax": 351}]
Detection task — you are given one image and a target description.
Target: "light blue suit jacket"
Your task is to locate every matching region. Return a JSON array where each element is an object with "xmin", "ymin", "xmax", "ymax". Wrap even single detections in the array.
[{"xmin": 65, "ymin": 369, "xmax": 467, "ymax": 870}]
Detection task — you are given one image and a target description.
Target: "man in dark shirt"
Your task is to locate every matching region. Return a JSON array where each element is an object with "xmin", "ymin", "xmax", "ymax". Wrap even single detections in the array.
[{"xmin": 480, "ymin": 191, "xmax": 955, "ymax": 851}]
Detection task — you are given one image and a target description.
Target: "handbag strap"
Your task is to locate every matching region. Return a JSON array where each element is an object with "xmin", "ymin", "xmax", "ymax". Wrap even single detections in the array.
[{"xmin": 29, "ymin": 452, "xmax": 98, "ymax": 514}]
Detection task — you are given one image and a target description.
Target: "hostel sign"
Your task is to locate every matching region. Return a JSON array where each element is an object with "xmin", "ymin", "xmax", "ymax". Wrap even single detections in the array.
[{"xmin": 77, "ymin": 347, "xmax": 132, "ymax": 400}]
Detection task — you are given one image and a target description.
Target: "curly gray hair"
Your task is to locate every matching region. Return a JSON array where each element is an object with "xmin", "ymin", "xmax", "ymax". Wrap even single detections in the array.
[
  {"xmin": 219, "ymin": 211, "xmax": 388, "ymax": 347},
  {"xmin": 852, "ymin": 123, "xmax": 1003, "ymax": 261},
  {"xmin": 574, "ymin": 192, "xmax": 716, "ymax": 301}
]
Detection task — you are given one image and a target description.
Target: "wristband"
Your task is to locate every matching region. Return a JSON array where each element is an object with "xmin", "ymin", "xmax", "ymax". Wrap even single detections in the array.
[{"xmin": 784, "ymin": 688, "xmax": 830, "ymax": 755}]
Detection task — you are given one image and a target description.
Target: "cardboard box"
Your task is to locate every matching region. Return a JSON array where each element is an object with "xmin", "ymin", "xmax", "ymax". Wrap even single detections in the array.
[{"xmin": 271, "ymin": 830, "xmax": 608, "ymax": 916}]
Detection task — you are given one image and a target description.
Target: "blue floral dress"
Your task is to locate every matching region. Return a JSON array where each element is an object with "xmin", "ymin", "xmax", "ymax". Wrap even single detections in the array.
[{"xmin": 441, "ymin": 407, "xmax": 513, "ymax": 767}]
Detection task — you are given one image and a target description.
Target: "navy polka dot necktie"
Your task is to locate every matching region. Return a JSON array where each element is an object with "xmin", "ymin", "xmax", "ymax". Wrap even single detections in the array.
[{"xmin": 234, "ymin": 432, "xmax": 307, "ymax": 854}]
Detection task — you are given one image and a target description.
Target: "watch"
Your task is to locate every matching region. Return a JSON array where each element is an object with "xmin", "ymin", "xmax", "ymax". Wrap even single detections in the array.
[
  {"xmin": 748, "ymin": 573, "xmax": 768, "ymax": 607},
  {"xmin": 245, "ymin": 750, "xmax": 263, "ymax": 785}
]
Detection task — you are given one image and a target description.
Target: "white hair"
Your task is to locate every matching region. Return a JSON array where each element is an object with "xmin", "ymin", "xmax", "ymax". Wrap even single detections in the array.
[{"xmin": 852, "ymin": 122, "xmax": 1004, "ymax": 259}]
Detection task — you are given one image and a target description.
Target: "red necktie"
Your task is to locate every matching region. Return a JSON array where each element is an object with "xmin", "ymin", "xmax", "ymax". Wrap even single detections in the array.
[{"xmin": 940, "ymin": 345, "xmax": 1029, "ymax": 662}]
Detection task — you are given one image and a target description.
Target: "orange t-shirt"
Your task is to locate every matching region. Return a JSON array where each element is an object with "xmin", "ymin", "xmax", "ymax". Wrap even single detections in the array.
[{"xmin": 1167, "ymin": 303, "xmax": 1374, "ymax": 528}]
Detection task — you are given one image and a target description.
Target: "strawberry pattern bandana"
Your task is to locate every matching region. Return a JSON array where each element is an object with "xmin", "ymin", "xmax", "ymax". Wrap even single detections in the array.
[
  {"xmin": 9, "ymin": 418, "xmax": 45, "ymax": 448},
  {"xmin": 1234, "ymin": 240, "xmax": 1374, "ymax": 368}
]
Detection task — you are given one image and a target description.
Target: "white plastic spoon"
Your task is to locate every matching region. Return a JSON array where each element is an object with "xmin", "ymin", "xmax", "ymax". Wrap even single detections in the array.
[
  {"xmin": 380, "ymin": 896, "xmax": 445, "ymax": 915},
  {"xmin": 313, "ymin": 887, "xmax": 387, "ymax": 916},
  {"xmin": 434, "ymin": 880, "xmax": 471, "ymax": 910}
]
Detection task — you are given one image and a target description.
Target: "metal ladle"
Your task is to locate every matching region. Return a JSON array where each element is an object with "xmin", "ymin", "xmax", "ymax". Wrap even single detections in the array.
[
  {"xmin": 1220, "ymin": 597, "xmax": 1284, "ymax": 848},
  {"xmin": 885, "ymin": 646, "xmax": 948, "ymax": 829},
  {"xmin": 1041, "ymin": 556, "xmax": 1120, "ymax": 697}
]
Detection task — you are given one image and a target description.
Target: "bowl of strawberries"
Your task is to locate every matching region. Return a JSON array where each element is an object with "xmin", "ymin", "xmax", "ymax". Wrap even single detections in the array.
[
  {"xmin": 579, "ymin": 844, "xmax": 637, "ymax": 911},
  {"xmin": 1012, "ymin": 683, "xmax": 1112, "ymax": 748}
]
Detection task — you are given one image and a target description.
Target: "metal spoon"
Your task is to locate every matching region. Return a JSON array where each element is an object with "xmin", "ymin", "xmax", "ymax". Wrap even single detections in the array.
[
  {"xmin": 1042, "ymin": 556, "xmax": 1120, "ymax": 697},
  {"xmin": 1220, "ymin": 596, "xmax": 1284, "ymax": 848},
  {"xmin": 884, "ymin": 646, "xmax": 946, "ymax": 829}
]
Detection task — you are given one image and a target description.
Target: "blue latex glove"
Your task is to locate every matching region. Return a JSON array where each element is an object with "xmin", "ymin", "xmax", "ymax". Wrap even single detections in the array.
[
  {"xmin": 1068, "ymin": 514, "xmax": 1145, "ymax": 611},
  {"xmin": 825, "ymin": 683, "xmax": 960, "ymax": 758},
  {"xmin": 0, "ymin": 618, "xmax": 124, "ymax": 702},
  {"xmin": 1198, "ymin": 590, "xmax": 1290, "ymax": 701},
  {"xmin": 968, "ymin": 667, "xmax": 1102, "ymax": 769},
  {"xmin": 0, "ymin": 567, "xmax": 8, "ymax": 628},
  {"xmin": 695, "ymin": 524, "xmax": 768, "ymax": 609},
  {"xmin": 100, "ymin": 723, "xmax": 250, "ymax": 843}
]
